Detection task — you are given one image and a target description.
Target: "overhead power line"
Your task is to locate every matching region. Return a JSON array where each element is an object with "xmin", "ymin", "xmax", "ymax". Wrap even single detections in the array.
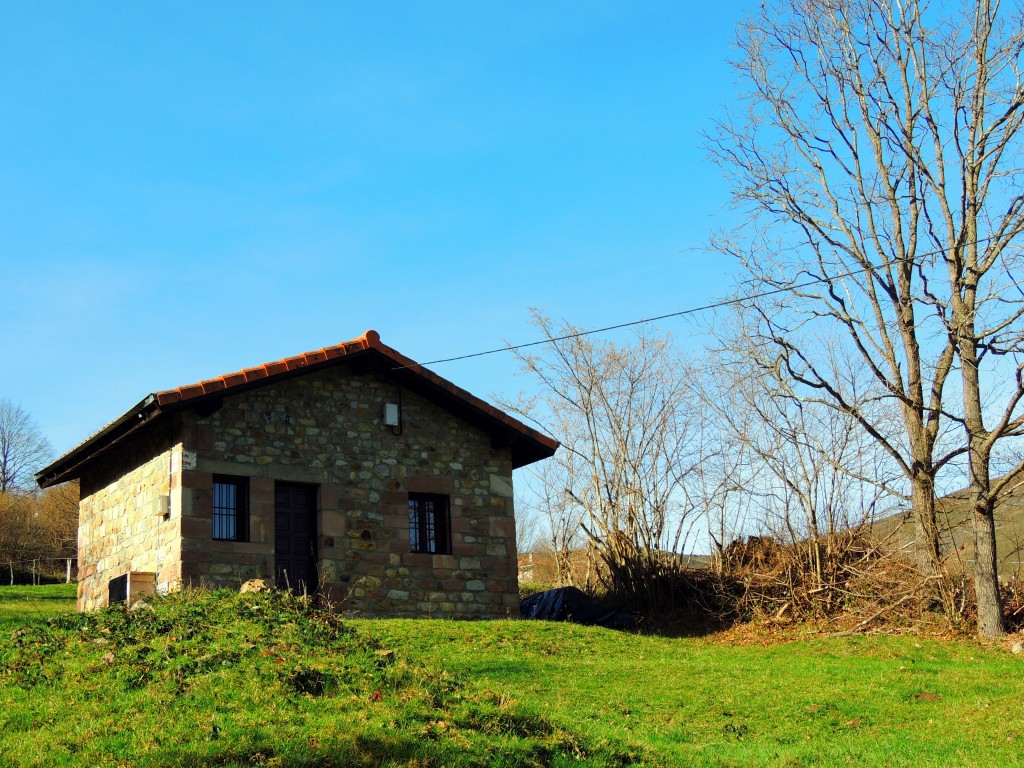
[{"xmin": 405, "ymin": 236, "xmax": 1003, "ymax": 369}]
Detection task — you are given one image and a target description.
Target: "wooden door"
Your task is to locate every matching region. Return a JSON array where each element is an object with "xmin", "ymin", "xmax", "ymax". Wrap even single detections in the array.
[{"xmin": 274, "ymin": 482, "xmax": 318, "ymax": 594}]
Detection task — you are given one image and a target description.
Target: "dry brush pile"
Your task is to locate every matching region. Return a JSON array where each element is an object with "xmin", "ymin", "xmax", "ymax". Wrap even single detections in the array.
[{"xmin": 666, "ymin": 530, "xmax": 1014, "ymax": 636}]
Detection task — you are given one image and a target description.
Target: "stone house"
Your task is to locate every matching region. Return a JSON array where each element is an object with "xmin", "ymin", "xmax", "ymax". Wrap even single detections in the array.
[{"xmin": 35, "ymin": 331, "xmax": 558, "ymax": 617}]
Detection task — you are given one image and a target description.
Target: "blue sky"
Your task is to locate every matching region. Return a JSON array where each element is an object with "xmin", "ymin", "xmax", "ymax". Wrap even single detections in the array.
[{"xmin": 1, "ymin": 1, "xmax": 753, "ymax": 460}]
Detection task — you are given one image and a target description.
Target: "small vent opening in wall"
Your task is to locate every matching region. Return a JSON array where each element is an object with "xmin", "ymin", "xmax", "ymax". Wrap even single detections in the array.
[{"xmin": 108, "ymin": 572, "xmax": 156, "ymax": 605}]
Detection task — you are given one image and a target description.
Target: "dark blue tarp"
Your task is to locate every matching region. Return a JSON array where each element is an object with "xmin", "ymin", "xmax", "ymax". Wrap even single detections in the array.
[{"xmin": 520, "ymin": 586, "xmax": 636, "ymax": 629}]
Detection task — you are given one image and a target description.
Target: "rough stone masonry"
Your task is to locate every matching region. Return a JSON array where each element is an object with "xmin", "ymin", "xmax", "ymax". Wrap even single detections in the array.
[{"xmin": 75, "ymin": 363, "xmax": 524, "ymax": 617}]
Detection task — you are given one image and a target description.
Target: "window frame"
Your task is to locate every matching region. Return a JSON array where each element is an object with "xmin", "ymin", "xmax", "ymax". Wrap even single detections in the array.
[
  {"xmin": 408, "ymin": 492, "xmax": 451, "ymax": 555},
  {"xmin": 212, "ymin": 475, "xmax": 249, "ymax": 542}
]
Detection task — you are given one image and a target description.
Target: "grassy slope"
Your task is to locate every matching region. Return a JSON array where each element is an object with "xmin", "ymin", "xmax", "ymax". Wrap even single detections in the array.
[{"xmin": 1, "ymin": 586, "xmax": 1022, "ymax": 767}]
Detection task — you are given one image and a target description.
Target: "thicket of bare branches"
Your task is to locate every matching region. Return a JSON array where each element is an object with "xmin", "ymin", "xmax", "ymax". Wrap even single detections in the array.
[
  {"xmin": 700, "ymin": 313, "xmax": 898, "ymax": 567},
  {"xmin": 705, "ymin": 0, "xmax": 1024, "ymax": 638},
  {"xmin": 0, "ymin": 481, "xmax": 79, "ymax": 584},
  {"xmin": 0, "ymin": 399, "xmax": 72, "ymax": 583},
  {"xmin": 506, "ymin": 1, "xmax": 1024, "ymax": 637},
  {"xmin": 508, "ymin": 312, "xmax": 971, "ymax": 630},
  {"xmin": 705, "ymin": 530, "xmax": 975, "ymax": 634},
  {"xmin": 504, "ymin": 311, "xmax": 702, "ymax": 609}
]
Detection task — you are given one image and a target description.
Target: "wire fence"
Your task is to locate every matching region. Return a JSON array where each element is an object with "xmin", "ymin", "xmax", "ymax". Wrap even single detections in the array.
[{"xmin": 3, "ymin": 557, "xmax": 77, "ymax": 586}]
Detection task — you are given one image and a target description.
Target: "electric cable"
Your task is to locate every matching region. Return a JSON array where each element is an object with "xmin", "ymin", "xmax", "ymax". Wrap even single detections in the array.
[{"xmin": 401, "ymin": 235, "xmax": 1011, "ymax": 369}]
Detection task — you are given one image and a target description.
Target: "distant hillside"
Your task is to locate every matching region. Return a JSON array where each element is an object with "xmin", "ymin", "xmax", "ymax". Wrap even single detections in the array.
[{"xmin": 871, "ymin": 481, "xmax": 1024, "ymax": 578}]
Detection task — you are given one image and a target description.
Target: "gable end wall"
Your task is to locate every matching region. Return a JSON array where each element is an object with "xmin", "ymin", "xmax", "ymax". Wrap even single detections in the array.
[
  {"xmin": 76, "ymin": 423, "xmax": 184, "ymax": 610},
  {"xmin": 174, "ymin": 366, "xmax": 521, "ymax": 618}
]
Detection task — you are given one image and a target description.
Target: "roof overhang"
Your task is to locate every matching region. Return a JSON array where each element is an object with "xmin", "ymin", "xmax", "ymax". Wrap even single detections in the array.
[{"xmin": 36, "ymin": 330, "xmax": 558, "ymax": 488}]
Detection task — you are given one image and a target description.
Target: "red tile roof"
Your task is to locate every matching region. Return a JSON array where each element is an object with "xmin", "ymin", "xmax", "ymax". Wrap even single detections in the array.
[
  {"xmin": 153, "ymin": 331, "xmax": 380, "ymax": 407},
  {"xmin": 36, "ymin": 330, "xmax": 558, "ymax": 487}
]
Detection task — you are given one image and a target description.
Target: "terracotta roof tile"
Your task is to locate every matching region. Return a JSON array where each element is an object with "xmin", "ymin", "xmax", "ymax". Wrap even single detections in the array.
[
  {"xmin": 155, "ymin": 391, "xmax": 179, "ymax": 406},
  {"xmin": 36, "ymin": 329, "xmax": 557, "ymax": 487},
  {"xmin": 221, "ymin": 372, "xmax": 248, "ymax": 389},
  {"xmin": 154, "ymin": 330, "xmax": 380, "ymax": 405}
]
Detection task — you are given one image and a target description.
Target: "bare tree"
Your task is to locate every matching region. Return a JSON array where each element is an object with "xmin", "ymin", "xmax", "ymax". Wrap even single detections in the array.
[
  {"xmin": 515, "ymin": 458, "xmax": 587, "ymax": 586},
  {"xmin": 513, "ymin": 496, "xmax": 543, "ymax": 557},
  {"xmin": 0, "ymin": 400, "xmax": 52, "ymax": 493},
  {"xmin": 502, "ymin": 311, "xmax": 701, "ymax": 606},
  {"xmin": 703, "ymin": 316, "xmax": 900, "ymax": 587},
  {"xmin": 0, "ymin": 492, "xmax": 45, "ymax": 583},
  {"xmin": 38, "ymin": 479, "xmax": 79, "ymax": 564},
  {"xmin": 0, "ymin": 481, "xmax": 78, "ymax": 584},
  {"xmin": 706, "ymin": 0, "xmax": 1024, "ymax": 637},
  {"xmin": 686, "ymin": 412, "xmax": 761, "ymax": 575},
  {"xmin": 938, "ymin": 0, "xmax": 1024, "ymax": 638}
]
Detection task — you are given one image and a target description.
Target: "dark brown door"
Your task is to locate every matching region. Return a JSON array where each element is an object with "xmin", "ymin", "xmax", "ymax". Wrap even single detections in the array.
[{"xmin": 274, "ymin": 482, "xmax": 318, "ymax": 594}]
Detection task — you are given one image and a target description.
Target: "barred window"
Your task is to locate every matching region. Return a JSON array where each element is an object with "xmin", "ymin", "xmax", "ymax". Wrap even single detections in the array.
[
  {"xmin": 212, "ymin": 475, "xmax": 249, "ymax": 542},
  {"xmin": 408, "ymin": 493, "xmax": 450, "ymax": 555}
]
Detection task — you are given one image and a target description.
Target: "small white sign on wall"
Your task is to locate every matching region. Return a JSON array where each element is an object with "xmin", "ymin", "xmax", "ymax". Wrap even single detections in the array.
[{"xmin": 183, "ymin": 451, "xmax": 198, "ymax": 471}]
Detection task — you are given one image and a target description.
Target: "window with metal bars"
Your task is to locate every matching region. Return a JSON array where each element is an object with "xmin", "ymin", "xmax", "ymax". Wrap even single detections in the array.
[
  {"xmin": 408, "ymin": 493, "xmax": 450, "ymax": 555},
  {"xmin": 212, "ymin": 475, "xmax": 249, "ymax": 542}
]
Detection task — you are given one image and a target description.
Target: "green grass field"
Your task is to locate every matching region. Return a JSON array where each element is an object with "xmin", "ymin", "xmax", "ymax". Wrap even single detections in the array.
[
  {"xmin": 0, "ymin": 583, "xmax": 78, "ymax": 631},
  {"xmin": 1, "ymin": 585, "xmax": 1022, "ymax": 767}
]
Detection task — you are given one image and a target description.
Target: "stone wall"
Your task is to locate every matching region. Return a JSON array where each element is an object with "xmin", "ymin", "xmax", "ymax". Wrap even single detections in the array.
[
  {"xmin": 175, "ymin": 363, "xmax": 521, "ymax": 618},
  {"xmin": 73, "ymin": 362, "xmax": 525, "ymax": 618},
  {"xmin": 77, "ymin": 426, "xmax": 183, "ymax": 611}
]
